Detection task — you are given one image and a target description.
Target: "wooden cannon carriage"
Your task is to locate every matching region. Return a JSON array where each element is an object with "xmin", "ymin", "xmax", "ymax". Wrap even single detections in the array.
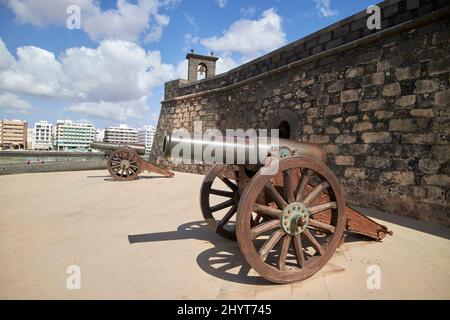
[
  {"xmin": 90, "ymin": 142, "xmax": 174, "ymax": 181},
  {"xmin": 163, "ymin": 133, "xmax": 391, "ymax": 283}
]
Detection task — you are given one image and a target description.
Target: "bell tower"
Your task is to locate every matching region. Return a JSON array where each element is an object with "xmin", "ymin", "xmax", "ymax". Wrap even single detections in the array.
[{"xmin": 186, "ymin": 50, "xmax": 219, "ymax": 83}]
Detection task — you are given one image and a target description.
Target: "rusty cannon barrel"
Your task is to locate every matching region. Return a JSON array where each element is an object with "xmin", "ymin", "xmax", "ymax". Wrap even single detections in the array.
[
  {"xmin": 162, "ymin": 131, "xmax": 326, "ymax": 164},
  {"xmin": 90, "ymin": 142, "xmax": 146, "ymax": 156}
]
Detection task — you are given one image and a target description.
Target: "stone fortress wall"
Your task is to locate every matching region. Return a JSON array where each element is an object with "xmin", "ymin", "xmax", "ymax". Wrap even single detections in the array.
[{"xmin": 153, "ymin": 0, "xmax": 450, "ymax": 226}]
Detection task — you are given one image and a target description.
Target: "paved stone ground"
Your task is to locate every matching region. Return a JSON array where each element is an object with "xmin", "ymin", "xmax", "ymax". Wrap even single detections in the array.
[{"xmin": 0, "ymin": 170, "xmax": 449, "ymax": 299}]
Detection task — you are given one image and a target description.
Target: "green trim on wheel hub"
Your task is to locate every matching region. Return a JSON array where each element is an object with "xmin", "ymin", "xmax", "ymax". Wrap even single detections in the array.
[
  {"xmin": 280, "ymin": 202, "xmax": 310, "ymax": 236},
  {"xmin": 120, "ymin": 159, "xmax": 130, "ymax": 169}
]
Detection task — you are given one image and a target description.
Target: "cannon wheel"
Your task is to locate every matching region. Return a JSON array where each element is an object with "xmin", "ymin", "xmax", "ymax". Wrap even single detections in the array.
[
  {"xmin": 200, "ymin": 164, "xmax": 241, "ymax": 240},
  {"xmin": 107, "ymin": 147, "xmax": 141, "ymax": 181},
  {"xmin": 236, "ymin": 157, "xmax": 346, "ymax": 283}
]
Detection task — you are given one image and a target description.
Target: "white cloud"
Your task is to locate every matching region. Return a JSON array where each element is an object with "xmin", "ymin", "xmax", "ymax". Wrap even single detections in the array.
[
  {"xmin": 0, "ymin": 44, "xmax": 67, "ymax": 97},
  {"xmin": 0, "ymin": 92, "xmax": 31, "ymax": 114},
  {"xmin": 314, "ymin": 0, "xmax": 338, "ymax": 18},
  {"xmin": 66, "ymin": 97, "xmax": 149, "ymax": 121},
  {"xmin": 215, "ymin": 0, "xmax": 228, "ymax": 9},
  {"xmin": 216, "ymin": 54, "xmax": 239, "ymax": 74},
  {"xmin": 0, "ymin": 38, "xmax": 175, "ymax": 121},
  {"xmin": 4, "ymin": 0, "xmax": 175, "ymax": 43},
  {"xmin": 200, "ymin": 8, "xmax": 286, "ymax": 59}
]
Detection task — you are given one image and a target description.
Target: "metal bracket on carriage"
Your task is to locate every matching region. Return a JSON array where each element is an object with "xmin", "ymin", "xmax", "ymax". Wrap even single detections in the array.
[
  {"xmin": 290, "ymin": 181, "xmax": 393, "ymax": 242},
  {"xmin": 311, "ymin": 192, "xmax": 393, "ymax": 241},
  {"xmin": 139, "ymin": 159, "xmax": 174, "ymax": 178}
]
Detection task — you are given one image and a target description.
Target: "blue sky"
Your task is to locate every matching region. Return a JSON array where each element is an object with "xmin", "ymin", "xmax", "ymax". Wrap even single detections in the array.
[{"xmin": 0, "ymin": 0, "xmax": 376, "ymax": 130}]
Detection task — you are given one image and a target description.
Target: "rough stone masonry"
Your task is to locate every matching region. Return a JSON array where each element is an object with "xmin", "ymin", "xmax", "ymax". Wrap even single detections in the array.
[{"xmin": 153, "ymin": 0, "xmax": 450, "ymax": 226}]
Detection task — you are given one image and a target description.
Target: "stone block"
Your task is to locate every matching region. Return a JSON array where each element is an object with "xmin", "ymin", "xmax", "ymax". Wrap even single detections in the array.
[
  {"xmin": 359, "ymin": 99, "xmax": 385, "ymax": 111},
  {"xmin": 353, "ymin": 122, "xmax": 373, "ymax": 132},
  {"xmin": 381, "ymin": 171, "xmax": 415, "ymax": 186},
  {"xmin": 395, "ymin": 66, "xmax": 421, "ymax": 81},
  {"xmin": 389, "ymin": 119, "xmax": 416, "ymax": 131},
  {"xmin": 365, "ymin": 156, "xmax": 391, "ymax": 169},
  {"xmin": 424, "ymin": 175, "xmax": 450, "ymax": 188},
  {"xmin": 435, "ymin": 89, "xmax": 450, "ymax": 107},
  {"xmin": 415, "ymin": 80, "xmax": 439, "ymax": 94},
  {"xmin": 362, "ymin": 132, "xmax": 392, "ymax": 143},
  {"xmin": 410, "ymin": 109, "xmax": 433, "ymax": 117},
  {"xmin": 324, "ymin": 104, "xmax": 342, "ymax": 116},
  {"xmin": 382, "ymin": 83, "xmax": 401, "ymax": 96},
  {"xmin": 335, "ymin": 134, "xmax": 356, "ymax": 144},
  {"xmin": 341, "ymin": 89, "xmax": 361, "ymax": 102},
  {"xmin": 362, "ymin": 72, "xmax": 385, "ymax": 87},
  {"xmin": 335, "ymin": 155, "xmax": 355, "ymax": 166},
  {"xmin": 375, "ymin": 111, "xmax": 394, "ymax": 119},
  {"xmin": 396, "ymin": 95, "xmax": 416, "ymax": 108}
]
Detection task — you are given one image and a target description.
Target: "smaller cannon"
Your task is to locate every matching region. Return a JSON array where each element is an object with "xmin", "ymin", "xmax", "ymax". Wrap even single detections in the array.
[{"xmin": 91, "ymin": 142, "xmax": 174, "ymax": 181}]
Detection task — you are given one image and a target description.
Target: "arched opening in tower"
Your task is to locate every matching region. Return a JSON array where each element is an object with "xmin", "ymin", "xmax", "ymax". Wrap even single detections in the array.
[{"xmin": 278, "ymin": 121, "xmax": 291, "ymax": 139}]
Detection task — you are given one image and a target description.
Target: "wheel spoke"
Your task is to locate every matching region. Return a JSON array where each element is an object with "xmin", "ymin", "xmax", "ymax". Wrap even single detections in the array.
[
  {"xmin": 211, "ymin": 199, "xmax": 235, "ymax": 212},
  {"xmin": 283, "ymin": 170, "xmax": 295, "ymax": 203},
  {"xmin": 218, "ymin": 206, "xmax": 237, "ymax": 227},
  {"xmin": 265, "ymin": 183, "xmax": 287, "ymax": 209},
  {"xmin": 309, "ymin": 201, "xmax": 337, "ymax": 214},
  {"xmin": 251, "ymin": 220, "xmax": 280, "ymax": 239},
  {"xmin": 304, "ymin": 229, "xmax": 324, "ymax": 255},
  {"xmin": 293, "ymin": 234, "xmax": 305, "ymax": 268},
  {"xmin": 279, "ymin": 235, "xmax": 291, "ymax": 271},
  {"xmin": 303, "ymin": 182, "xmax": 329, "ymax": 206},
  {"xmin": 296, "ymin": 169, "xmax": 312, "ymax": 202},
  {"xmin": 217, "ymin": 174, "xmax": 238, "ymax": 191},
  {"xmin": 308, "ymin": 218, "xmax": 335, "ymax": 233},
  {"xmin": 210, "ymin": 189, "xmax": 234, "ymax": 198},
  {"xmin": 259, "ymin": 229, "xmax": 284, "ymax": 261},
  {"xmin": 253, "ymin": 204, "xmax": 283, "ymax": 219}
]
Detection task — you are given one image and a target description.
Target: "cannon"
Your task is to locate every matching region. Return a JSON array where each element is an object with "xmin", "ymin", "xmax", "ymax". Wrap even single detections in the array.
[
  {"xmin": 163, "ymin": 132, "xmax": 392, "ymax": 283},
  {"xmin": 91, "ymin": 142, "xmax": 174, "ymax": 181}
]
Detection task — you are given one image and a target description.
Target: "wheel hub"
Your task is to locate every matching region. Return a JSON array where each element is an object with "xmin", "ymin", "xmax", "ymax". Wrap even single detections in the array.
[
  {"xmin": 281, "ymin": 202, "xmax": 310, "ymax": 236},
  {"xmin": 120, "ymin": 160, "xmax": 130, "ymax": 170}
]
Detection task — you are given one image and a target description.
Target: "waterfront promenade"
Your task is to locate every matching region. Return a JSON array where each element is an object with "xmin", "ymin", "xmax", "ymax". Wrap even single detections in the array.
[{"xmin": 0, "ymin": 170, "xmax": 449, "ymax": 299}]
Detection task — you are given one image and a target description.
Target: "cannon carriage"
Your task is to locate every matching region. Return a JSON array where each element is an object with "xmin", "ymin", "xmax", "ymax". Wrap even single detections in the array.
[
  {"xmin": 90, "ymin": 142, "xmax": 174, "ymax": 181},
  {"xmin": 163, "ymin": 132, "xmax": 391, "ymax": 283}
]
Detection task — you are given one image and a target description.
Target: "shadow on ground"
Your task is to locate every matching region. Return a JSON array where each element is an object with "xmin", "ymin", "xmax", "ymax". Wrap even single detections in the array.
[
  {"xmin": 86, "ymin": 175, "xmax": 173, "ymax": 182},
  {"xmin": 128, "ymin": 220, "xmax": 273, "ymax": 285},
  {"xmin": 127, "ymin": 220, "xmax": 375, "ymax": 285}
]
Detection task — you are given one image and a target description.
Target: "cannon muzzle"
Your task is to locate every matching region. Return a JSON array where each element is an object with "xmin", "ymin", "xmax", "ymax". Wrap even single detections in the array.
[
  {"xmin": 90, "ymin": 142, "xmax": 146, "ymax": 155},
  {"xmin": 162, "ymin": 131, "xmax": 326, "ymax": 165}
]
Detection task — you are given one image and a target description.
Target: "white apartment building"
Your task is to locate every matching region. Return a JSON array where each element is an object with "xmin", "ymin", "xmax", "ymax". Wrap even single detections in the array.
[
  {"xmin": 138, "ymin": 125, "xmax": 156, "ymax": 155},
  {"xmin": 55, "ymin": 120, "xmax": 96, "ymax": 151},
  {"xmin": 104, "ymin": 124, "xmax": 138, "ymax": 144},
  {"xmin": 33, "ymin": 120, "xmax": 53, "ymax": 150}
]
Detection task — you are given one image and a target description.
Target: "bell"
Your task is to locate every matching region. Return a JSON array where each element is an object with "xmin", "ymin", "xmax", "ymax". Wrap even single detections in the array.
[{"xmin": 198, "ymin": 64, "xmax": 206, "ymax": 76}]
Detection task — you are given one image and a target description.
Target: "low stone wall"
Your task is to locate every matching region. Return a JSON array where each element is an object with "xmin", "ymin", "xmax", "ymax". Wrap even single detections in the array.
[
  {"xmin": 0, "ymin": 160, "xmax": 107, "ymax": 176},
  {"xmin": 154, "ymin": 0, "xmax": 450, "ymax": 226}
]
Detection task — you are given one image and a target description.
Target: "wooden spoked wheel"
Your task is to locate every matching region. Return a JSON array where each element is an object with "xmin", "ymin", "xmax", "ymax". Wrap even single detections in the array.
[
  {"xmin": 107, "ymin": 147, "xmax": 141, "ymax": 181},
  {"xmin": 236, "ymin": 157, "xmax": 346, "ymax": 283},
  {"xmin": 200, "ymin": 164, "xmax": 241, "ymax": 240}
]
